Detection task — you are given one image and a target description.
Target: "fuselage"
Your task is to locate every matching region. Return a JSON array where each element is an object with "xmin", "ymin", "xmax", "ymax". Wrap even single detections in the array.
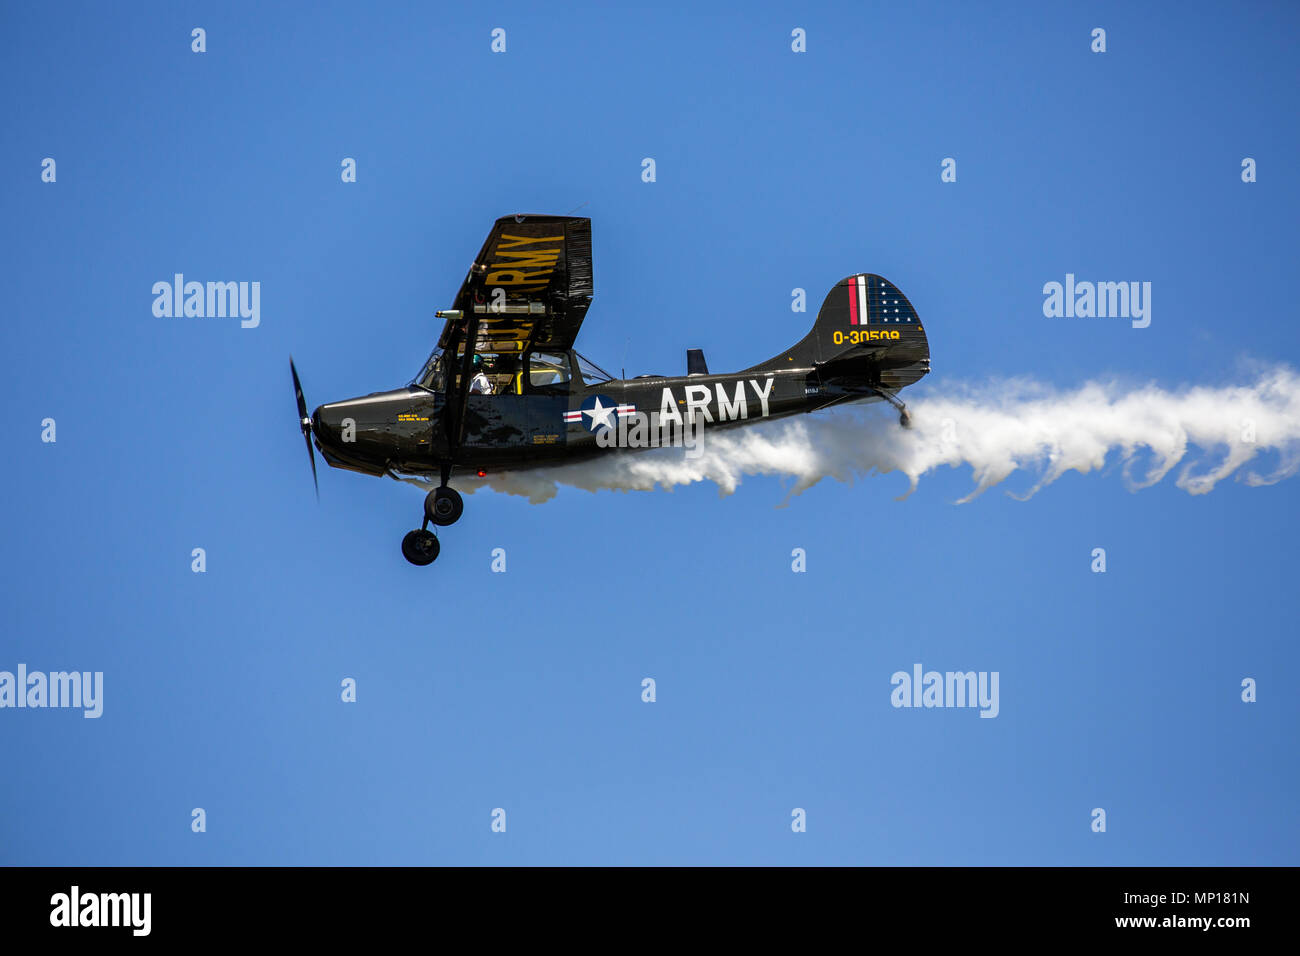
[{"xmin": 310, "ymin": 354, "xmax": 886, "ymax": 480}]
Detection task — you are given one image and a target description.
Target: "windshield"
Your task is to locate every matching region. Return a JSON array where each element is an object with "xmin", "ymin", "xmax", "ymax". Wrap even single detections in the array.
[
  {"xmin": 576, "ymin": 351, "xmax": 614, "ymax": 385},
  {"xmin": 413, "ymin": 348, "xmax": 445, "ymax": 391}
]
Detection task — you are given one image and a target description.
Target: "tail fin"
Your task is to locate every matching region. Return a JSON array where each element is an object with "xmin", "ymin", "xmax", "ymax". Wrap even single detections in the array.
[{"xmin": 748, "ymin": 274, "xmax": 930, "ymax": 391}]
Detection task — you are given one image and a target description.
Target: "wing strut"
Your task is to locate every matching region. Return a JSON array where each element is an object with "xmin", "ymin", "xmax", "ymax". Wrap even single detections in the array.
[{"xmin": 434, "ymin": 308, "xmax": 483, "ymax": 477}]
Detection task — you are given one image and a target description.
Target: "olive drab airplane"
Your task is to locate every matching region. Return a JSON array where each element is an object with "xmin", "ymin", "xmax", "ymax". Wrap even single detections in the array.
[{"xmin": 290, "ymin": 214, "xmax": 931, "ymax": 566}]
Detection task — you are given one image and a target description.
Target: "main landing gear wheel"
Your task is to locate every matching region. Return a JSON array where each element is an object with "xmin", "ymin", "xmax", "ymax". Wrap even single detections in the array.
[
  {"xmin": 425, "ymin": 486, "xmax": 463, "ymax": 526},
  {"xmin": 401, "ymin": 529, "xmax": 440, "ymax": 566}
]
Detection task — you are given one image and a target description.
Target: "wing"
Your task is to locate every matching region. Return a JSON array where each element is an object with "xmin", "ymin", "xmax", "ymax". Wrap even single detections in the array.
[{"xmin": 438, "ymin": 214, "xmax": 593, "ymax": 355}]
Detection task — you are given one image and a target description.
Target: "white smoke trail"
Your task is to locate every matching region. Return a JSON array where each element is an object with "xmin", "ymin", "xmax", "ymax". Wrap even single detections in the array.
[{"xmin": 405, "ymin": 366, "xmax": 1300, "ymax": 505}]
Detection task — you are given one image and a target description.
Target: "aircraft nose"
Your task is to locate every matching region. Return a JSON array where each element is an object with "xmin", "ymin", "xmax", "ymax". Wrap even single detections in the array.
[
  {"xmin": 307, "ymin": 389, "xmax": 419, "ymax": 477},
  {"xmin": 311, "ymin": 403, "xmax": 342, "ymax": 452}
]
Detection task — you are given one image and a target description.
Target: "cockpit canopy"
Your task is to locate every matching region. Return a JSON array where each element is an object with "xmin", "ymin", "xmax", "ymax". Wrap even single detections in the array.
[
  {"xmin": 414, "ymin": 348, "xmax": 447, "ymax": 391},
  {"xmin": 413, "ymin": 348, "xmax": 613, "ymax": 394}
]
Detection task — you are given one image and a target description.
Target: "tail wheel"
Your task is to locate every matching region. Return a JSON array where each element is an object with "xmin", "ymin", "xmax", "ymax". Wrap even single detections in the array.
[
  {"xmin": 401, "ymin": 529, "xmax": 440, "ymax": 566},
  {"xmin": 425, "ymin": 487, "xmax": 464, "ymax": 526}
]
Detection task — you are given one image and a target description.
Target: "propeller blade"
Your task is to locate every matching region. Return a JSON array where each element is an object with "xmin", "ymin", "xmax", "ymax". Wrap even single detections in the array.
[
  {"xmin": 291, "ymin": 357, "xmax": 308, "ymax": 420},
  {"xmin": 305, "ymin": 431, "xmax": 319, "ymax": 500},
  {"xmin": 290, "ymin": 357, "xmax": 319, "ymax": 500}
]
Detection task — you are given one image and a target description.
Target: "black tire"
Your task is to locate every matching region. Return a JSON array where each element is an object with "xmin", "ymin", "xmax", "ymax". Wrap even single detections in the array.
[
  {"xmin": 425, "ymin": 486, "xmax": 464, "ymax": 526},
  {"xmin": 401, "ymin": 529, "xmax": 440, "ymax": 566}
]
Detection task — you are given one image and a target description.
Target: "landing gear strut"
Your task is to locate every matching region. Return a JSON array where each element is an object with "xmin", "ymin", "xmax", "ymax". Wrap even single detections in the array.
[
  {"xmin": 402, "ymin": 465, "xmax": 464, "ymax": 566},
  {"xmin": 873, "ymin": 387, "xmax": 912, "ymax": 429}
]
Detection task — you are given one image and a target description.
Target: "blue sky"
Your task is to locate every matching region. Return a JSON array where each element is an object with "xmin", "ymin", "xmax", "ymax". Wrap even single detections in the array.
[{"xmin": 2, "ymin": 0, "xmax": 1297, "ymax": 865}]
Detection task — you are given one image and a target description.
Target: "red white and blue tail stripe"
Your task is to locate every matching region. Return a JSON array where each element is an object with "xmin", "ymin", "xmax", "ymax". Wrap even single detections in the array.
[{"xmin": 848, "ymin": 274, "xmax": 868, "ymax": 325}]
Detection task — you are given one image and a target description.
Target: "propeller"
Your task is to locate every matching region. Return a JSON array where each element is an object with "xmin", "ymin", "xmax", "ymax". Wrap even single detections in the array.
[{"xmin": 290, "ymin": 357, "xmax": 319, "ymax": 500}]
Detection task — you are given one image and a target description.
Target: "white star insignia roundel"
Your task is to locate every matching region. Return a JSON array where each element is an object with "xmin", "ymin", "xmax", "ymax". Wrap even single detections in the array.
[
  {"xmin": 583, "ymin": 396, "xmax": 617, "ymax": 430},
  {"xmin": 562, "ymin": 395, "xmax": 637, "ymax": 431}
]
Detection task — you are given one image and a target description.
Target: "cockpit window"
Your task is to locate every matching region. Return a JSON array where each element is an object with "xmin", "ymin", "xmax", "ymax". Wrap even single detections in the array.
[
  {"xmin": 415, "ymin": 348, "xmax": 524, "ymax": 395},
  {"xmin": 528, "ymin": 352, "xmax": 571, "ymax": 390},
  {"xmin": 575, "ymin": 351, "xmax": 614, "ymax": 385}
]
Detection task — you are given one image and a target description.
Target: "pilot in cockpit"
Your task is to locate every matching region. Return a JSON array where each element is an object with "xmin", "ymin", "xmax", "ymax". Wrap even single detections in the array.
[{"xmin": 468, "ymin": 354, "xmax": 492, "ymax": 395}]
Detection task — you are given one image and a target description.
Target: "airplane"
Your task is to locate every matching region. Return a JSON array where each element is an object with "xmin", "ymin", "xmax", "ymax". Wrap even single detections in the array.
[{"xmin": 290, "ymin": 214, "xmax": 930, "ymax": 566}]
